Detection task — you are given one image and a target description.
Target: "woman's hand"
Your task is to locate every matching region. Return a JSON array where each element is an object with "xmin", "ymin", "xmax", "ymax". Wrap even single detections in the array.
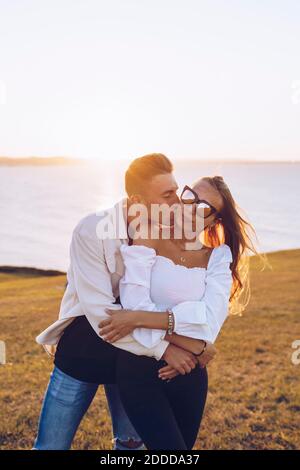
[
  {"xmin": 99, "ymin": 309, "xmax": 139, "ymax": 343},
  {"xmin": 197, "ymin": 342, "xmax": 217, "ymax": 368},
  {"xmin": 158, "ymin": 342, "xmax": 217, "ymax": 381},
  {"xmin": 158, "ymin": 364, "xmax": 179, "ymax": 381}
]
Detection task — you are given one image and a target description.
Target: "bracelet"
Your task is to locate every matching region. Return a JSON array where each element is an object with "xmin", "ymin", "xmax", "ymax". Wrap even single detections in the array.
[
  {"xmin": 166, "ymin": 309, "xmax": 174, "ymax": 335},
  {"xmin": 195, "ymin": 341, "xmax": 207, "ymax": 357}
]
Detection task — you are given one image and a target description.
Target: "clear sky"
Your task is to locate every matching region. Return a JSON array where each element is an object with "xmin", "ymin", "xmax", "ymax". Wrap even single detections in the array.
[{"xmin": 0, "ymin": 0, "xmax": 300, "ymax": 161}]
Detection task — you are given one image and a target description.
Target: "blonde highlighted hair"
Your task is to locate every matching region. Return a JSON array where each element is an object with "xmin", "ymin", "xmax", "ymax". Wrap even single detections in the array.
[{"xmin": 200, "ymin": 175, "xmax": 264, "ymax": 315}]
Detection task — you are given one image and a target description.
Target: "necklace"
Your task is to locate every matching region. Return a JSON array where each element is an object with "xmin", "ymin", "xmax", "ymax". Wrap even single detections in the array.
[{"xmin": 170, "ymin": 239, "xmax": 187, "ymax": 264}]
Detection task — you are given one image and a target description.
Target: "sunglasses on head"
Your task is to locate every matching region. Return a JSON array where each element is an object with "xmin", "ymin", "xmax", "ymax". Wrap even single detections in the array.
[{"xmin": 180, "ymin": 185, "xmax": 219, "ymax": 219}]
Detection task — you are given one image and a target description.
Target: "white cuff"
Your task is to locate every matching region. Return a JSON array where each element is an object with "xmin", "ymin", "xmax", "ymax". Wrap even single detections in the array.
[
  {"xmin": 153, "ymin": 339, "xmax": 169, "ymax": 360},
  {"xmin": 132, "ymin": 328, "xmax": 166, "ymax": 349},
  {"xmin": 171, "ymin": 301, "xmax": 211, "ymax": 340}
]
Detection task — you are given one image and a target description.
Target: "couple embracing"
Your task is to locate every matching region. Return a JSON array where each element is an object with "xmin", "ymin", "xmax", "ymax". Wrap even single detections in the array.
[{"xmin": 33, "ymin": 153, "xmax": 255, "ymax": 450}]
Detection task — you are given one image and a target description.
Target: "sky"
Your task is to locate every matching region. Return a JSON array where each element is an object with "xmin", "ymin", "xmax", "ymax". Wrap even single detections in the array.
[{"xmin": 0, "ymin": 0, "xmax": 300, "ymax": 162}]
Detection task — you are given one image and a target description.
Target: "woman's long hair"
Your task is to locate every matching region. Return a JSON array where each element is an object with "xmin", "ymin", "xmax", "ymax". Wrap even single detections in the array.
[{"xmin": 200, "ymin": 175, "xmax": 264, "ymax": 315}]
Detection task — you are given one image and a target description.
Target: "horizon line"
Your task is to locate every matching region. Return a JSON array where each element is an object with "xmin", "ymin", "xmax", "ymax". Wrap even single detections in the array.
[{"xmin": 0, "ymin": 156, "xmax": 300, "ymax": 164}]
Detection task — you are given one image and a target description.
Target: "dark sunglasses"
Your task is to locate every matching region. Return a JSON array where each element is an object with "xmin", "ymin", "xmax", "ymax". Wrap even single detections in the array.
[{"xmin": 180, "ymin": 185, "xmax": 218, "ymax": 219}]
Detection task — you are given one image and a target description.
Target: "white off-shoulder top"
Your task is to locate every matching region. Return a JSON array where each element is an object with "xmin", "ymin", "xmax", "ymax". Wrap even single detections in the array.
[{"xmin": 119, "ymin": 243, "xmax": 233, "ymax": 349}]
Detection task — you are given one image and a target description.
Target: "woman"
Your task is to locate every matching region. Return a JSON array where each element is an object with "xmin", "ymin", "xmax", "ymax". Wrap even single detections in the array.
[{"xmin": 99, "ymin": 175, "xmax": 257, "ymax": 450}]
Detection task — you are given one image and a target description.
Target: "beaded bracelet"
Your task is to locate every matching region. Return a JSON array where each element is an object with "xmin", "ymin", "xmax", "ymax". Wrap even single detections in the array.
[{"xmin": 167, "ymin": 309, "xmax": 174, "ymax": 335}]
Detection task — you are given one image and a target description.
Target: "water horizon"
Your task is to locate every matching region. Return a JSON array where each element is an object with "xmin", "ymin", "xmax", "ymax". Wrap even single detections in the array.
[{"xmin": 1, "ymin": 160, "xmax": 299, "ymax": 271}]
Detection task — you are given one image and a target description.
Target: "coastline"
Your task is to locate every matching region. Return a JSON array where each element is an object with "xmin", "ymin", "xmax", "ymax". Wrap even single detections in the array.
[
  {"xmin": 0, "ymin": 266, "xmax": 65, "ymax": 276},
  {"xmin": 1, "ymin": 157, "xmax": 300, "ymax": 167},
  {"xmin": 0, "ymin": 247, "xmax": 299, "ymax": 276}
]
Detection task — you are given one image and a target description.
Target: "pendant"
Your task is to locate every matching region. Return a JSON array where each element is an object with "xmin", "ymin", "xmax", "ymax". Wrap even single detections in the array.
[{"xmin": 180, "ymin": 256, "xmax": 186, "ymax": 263}]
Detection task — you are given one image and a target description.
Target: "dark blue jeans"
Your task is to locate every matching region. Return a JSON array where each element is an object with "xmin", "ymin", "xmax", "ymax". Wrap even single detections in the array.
[{"xmin": 33, "ymin": 366, "xmax": 145, "ymax": 450}]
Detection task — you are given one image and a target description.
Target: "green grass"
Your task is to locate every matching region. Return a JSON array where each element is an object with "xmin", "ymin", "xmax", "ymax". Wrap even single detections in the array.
[{"xmin": 0, "ymin": 249, "xmax": 299, "ymax": 450}]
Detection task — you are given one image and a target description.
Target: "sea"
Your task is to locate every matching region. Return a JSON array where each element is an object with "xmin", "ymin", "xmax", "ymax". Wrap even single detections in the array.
[{"xmin": 0, "ymin": 160, "xmax": 299, "ymax": 271}]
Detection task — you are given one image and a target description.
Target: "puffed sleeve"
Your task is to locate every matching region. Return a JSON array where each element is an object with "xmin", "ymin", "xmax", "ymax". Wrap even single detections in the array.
[
  {"xmin": 171, "ymin": 244, "xmax": 233, "ymax": 342},
  {"xmin": 119, "ymin": 244, "xmax": 167, "ymax": 348}
]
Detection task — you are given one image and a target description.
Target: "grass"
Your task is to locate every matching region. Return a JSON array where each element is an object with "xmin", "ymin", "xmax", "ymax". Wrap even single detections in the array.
[{"xmin": 0, "ymin": 249, "xmax": 299, "ymax": 450}]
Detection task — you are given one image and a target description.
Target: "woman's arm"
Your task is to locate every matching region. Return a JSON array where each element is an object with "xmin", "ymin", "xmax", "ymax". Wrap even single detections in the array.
[
  {"xmin": 101, "ymin": 243, "xmax": 233, "ymax": 349},
  {"xmin": 100, "ymin": 238, "xmax": 207, "ymax": 353},
  {"xmin": 133, "ymin": 310, "xmax": 206, "ymax": 354},
  {"xmin": 121, "ymin": 243, "xmax": 233, "ymax": 342},
  {"xmin": 102, "ymin": 308, "xmax": 207, "ymax": 354}
]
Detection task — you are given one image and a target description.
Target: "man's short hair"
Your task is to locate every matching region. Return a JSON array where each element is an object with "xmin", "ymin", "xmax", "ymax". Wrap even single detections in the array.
[{"xmin": 125, "ymin": 153, "xmax": 173, "ymax": 196}]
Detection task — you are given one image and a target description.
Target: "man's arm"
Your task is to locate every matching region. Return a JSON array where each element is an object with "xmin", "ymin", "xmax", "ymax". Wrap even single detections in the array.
[
  {"xmin": 70, "ymin": 224, "xmax": 170, "ymax": 361},
  {"xmin": 72, "ymin": 224, "xmax": 199, "ymax": 375}
]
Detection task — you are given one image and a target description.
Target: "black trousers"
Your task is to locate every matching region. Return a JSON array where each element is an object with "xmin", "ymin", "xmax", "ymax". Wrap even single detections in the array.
[
  {"xmin": 55, "ymin": 316, "xmax": 208, "ymax": 450},
  {"xmin": 116, "ymin": 348, "xmax": 208, "ymax": 450}
]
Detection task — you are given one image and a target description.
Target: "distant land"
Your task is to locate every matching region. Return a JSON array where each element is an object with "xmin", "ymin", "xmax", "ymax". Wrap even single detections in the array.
[
  {"xmin": 0, "ymin": 157, "xmax": 85, "ymax": 166},
  {"xmin": 0, "ymin": 265, "xmax": 65, "ymax": 276},
  {"xmin": 0, "ymin": 156, "xmax": 299, "ymax": 166}
]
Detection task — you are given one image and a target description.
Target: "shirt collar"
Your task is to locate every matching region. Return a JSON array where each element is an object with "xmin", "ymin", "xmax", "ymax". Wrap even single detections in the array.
[{"xmin": 98, "ymin": 197, "xmax": 129, "ymax": 242}]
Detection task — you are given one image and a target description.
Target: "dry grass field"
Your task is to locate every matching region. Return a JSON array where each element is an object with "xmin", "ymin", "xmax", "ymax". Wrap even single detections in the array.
[{"xmin": 0, "ymin": 249, "xmax": 299, "ymax": 450}]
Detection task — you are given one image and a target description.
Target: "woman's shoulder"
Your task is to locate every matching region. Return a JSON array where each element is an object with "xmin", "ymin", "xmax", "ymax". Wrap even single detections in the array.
[
  {"xmin": 120, "ymin": 238, "xmax": 158, "ymax": 261},
  {"xmin": 208, "ymin": 243, "xmax": 233, "ymax": 269}
]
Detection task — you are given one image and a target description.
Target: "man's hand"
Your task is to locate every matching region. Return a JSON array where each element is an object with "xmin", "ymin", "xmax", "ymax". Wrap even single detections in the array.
[
  {"xmin": 99, "ymin": 309, "xmax": 138, "ymax": 342},
  {"xmin": 197, "ymin": 342, "xmax": 217, "ymax": 368},
  {"xmin": 161, "ymin": 344, "xmax": 198, "ymax": 376}
]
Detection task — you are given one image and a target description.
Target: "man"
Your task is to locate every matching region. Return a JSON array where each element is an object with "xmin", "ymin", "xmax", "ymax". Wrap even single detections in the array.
[{"xmin": 34, "ymin": 153, "xmax": 215, "ymax": 450}]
